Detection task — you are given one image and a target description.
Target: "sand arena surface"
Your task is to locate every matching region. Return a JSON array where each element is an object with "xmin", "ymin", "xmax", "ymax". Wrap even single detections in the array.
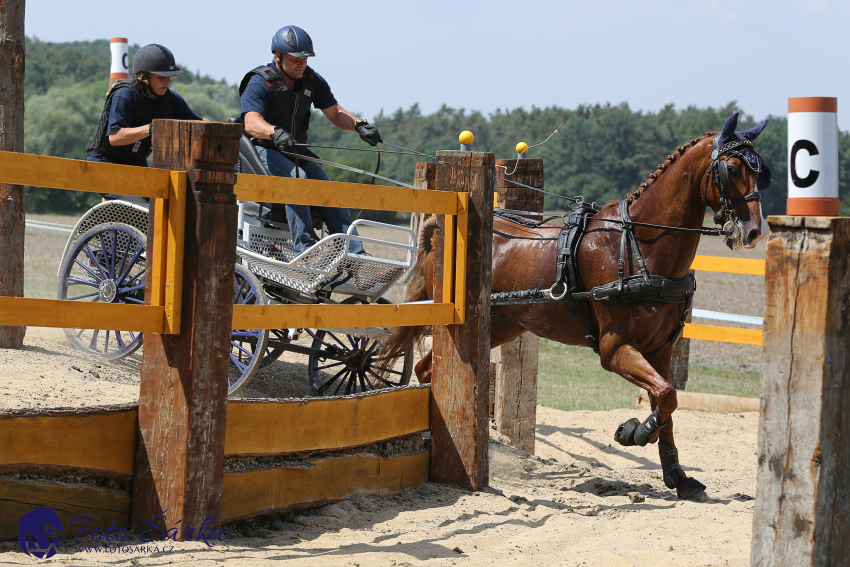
[
  {"xmin": 2, "ymin": 218, "xmax": 763, "ymax": 565},
  {"xmin": 0, "ymin": 329, "xmax": 758, "ymax": 567}
]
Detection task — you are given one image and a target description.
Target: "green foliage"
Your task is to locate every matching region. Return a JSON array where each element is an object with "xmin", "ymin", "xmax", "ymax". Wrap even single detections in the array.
[
  {"xmin": 24, "ymin": 38, "xmax": 240, "ymax": 214},
  {"xmin": 23, "ymin": 39, "xmax": 850, "ymax": 219}
]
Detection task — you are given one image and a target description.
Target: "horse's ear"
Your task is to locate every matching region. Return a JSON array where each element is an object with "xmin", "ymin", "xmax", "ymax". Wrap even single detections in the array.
[
  {"xmin": 741, "ymin": 119, "xmax": 768, "ymax": 141},
  {"xmin": 720, "ymin": 112, "xmax": 739, "ymax": 141}
]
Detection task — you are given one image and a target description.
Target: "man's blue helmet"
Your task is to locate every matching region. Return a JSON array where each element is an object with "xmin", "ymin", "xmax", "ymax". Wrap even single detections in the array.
[{"xmin": 271, "ymin": 26, "xmax": 315, "ymax": 58}]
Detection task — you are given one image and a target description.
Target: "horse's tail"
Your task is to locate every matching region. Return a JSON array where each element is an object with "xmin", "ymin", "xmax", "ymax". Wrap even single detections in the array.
[{"xmin": 375, "ymin": 216, "xmax": 439, "ymax": 374}]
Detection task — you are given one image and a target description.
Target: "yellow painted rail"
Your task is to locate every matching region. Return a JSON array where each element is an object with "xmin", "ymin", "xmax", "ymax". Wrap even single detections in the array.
[
  {"xmin": 690, "ymin": 255, "xmax": 765, "ymax": 276},
  {"xmin": 682, "ymin": 323, "xmax": 763, "ymax": 346},
  {"xmin": 686, "ymin": 255, "xmax": 765, "ymax": 346},
  {"xmin": 234, "ymin": 173, "xmax": 463, "ymax": 215},
  {"xmin": 0, "ymin": 298, "xmax": 165, "ymax": 332},
  {"xmin": 0, "ymin": 151, "xmax": 469, "ymax": 334},
  {"xmin": 232, "ymin": 302, "xmax": 456, "ymax": 330},
  {"xmin": 0, "ymin": 150, "xmax": 171, "ymax": 199}
]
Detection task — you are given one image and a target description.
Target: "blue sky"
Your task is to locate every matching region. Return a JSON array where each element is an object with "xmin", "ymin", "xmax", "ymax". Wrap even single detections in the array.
[{"xmin": 25, "ymin": 0, "xmax": 850, "ymax": 130}]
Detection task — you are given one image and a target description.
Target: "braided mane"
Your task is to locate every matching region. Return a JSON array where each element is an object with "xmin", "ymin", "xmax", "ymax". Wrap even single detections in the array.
[{"xmin": 625, "ymin": 131, "xmax": 716, "ymax": 204}]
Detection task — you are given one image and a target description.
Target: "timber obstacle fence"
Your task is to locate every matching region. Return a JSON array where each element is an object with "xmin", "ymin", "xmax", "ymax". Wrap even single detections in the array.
[{"xmin": 0, "ymin": 119, "xmax": 493, "ymax": 538}]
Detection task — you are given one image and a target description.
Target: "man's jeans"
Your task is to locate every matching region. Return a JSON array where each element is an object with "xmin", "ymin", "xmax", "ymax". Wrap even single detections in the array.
[{"xmin": 255, "ymin": 146, "xmax": 365, "ymax": 255}]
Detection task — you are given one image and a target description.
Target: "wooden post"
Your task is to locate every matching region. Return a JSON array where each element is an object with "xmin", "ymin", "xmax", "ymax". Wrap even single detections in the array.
[
  {"xmin": 132, "ymin": 120, "xmax": 240, "ymax": 534},
  {"xmin": 668, "ymin": 298, "xmax": 692, "ymax": 390},
  {"xmin": 430, "ymin": 150, "xmax": 493, "ymax": 490},
  {"xmin": 492, "ymin": 158, "xmax": 543, "ymax": 453},
  {"xmin": 410, "ymin": 162, "xmax": 436, "ymax": 245},
  {"xmin": 0, "ymin": 0, "xmax": 26, "ymax": 349},
  {"xmin": 751, "ymin": 216, "xmax": 850, "ymax": 567},
  {"xmin": 495, "ymin": 158, "xmax": 544, "ymax": 219}
]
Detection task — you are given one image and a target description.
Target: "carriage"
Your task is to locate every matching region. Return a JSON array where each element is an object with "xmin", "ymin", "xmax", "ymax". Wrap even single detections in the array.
[{"xmin": 55, "ymin": 135, "xmax": 417, "ymax": 397}]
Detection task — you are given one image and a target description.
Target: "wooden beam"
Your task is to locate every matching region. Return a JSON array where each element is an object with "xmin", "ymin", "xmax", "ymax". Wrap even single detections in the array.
[
  {"xmin": 0, "ymin": 407, "xmax": 137, "ymax": 476},
  {"xmin": 224, "ymin": 387, "xmax": 430, "ymax": 456},
  {"xmin": 0, "ymin": 297, "xmax": 164, "ymax": 332},
  {"xmin": 682, "ymin": 322, "xmax": 762, "ymax": 345},
  {"xmin": 221, "ymin": 453, "xmax": 429, "ymax": 521},
  {"xmin": 495, "ymin": 158, "xmax": 544, "ymax": 219},
  {"xmin": 234, "ymin": 172, "xmax": 459, "ymax": 214},
  {"xmin": 231, "ymin": 302, "xmax": 456, "ymax": 330},
  {"xmin": 493, "ymin": 158, "xmax": 543, "ymax": 454},
  {"xmin": 164, "ymin": 171, "xmax": 187, "ymax": 334},
  {"xmin": 0, "ymin": 150, "xmax": 170, "ymax": 199},
  {"xmin": 751, "ymin": 216, "xmax": 850, "ymax": 566},
  {"xmin": 689, "ymin": 255, "xmax": 765, "ymax": 275},
  {"xmin": 0, "ymin": 476, "xmax": 130, "ymax": 542},
  {"xmin": 133, "ymin": 120, "xmax": 240, "ymax": 534},
  {"xmin": 430, "ymin": 150, "xmax": 493, "ymax": 490},
  {"xmin": 636, "ymin": 389, "xmax": 759, "ymax": 414}
]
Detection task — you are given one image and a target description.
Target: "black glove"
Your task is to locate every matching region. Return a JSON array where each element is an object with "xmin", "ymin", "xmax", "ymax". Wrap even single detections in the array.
[
  {"xmin": 355, "ymin": 119, "xmax": 382, "ymax": 147},
  {"xmin": 271, "ymin": 126, "xmax": 295, "ymax": 153}
]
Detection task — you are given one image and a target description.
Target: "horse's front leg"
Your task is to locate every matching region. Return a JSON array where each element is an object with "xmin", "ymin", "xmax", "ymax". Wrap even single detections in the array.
[
  {"xmin": 600, "ymin": 342, "xmax": 677, "ymax": 443},
  {"xmin": 601, "ymin": 342, "xmax": 707, "ymax": 500}
]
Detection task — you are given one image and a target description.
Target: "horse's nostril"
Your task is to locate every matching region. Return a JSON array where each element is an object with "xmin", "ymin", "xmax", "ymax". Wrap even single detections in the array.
[{"xmin": 747, "ymin": 229, "xmax": 760, "ymax": 243}]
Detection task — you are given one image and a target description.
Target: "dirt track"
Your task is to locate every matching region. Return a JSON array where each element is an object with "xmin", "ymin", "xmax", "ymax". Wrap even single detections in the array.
[{"xmin": 1, "ymin": 329, "xmax": 756, "ymax": 567}]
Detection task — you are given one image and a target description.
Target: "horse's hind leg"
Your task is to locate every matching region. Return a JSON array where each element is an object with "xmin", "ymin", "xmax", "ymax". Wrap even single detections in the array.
[{"xmin": 602, "ymin": 342, "xmax": 706, "ymax": 501}]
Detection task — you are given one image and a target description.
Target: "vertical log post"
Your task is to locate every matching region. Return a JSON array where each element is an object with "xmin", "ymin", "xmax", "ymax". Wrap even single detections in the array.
[
  {"xmin": 132, "ymin": 120, "xmax": 241, "ymax": 533},
  {"xmin": 430, "ymin": 150, "xmax": 494, "ymax": 490},
  {"xmin": 410, "ymin": 162, "xmax": 436, "ymax": 246},
  {"xmin": 668, "ymin": 302, "xmax": 691, "ymax": 390},
  {"xmin": 751, "ymin": 216, "xmax": 850, "ymax": 566},
  {"xmin": 492, "ymin": 158, "xmax": 543, "ymax": 453},
  {"xmin": 0, "ymin": 0, "xmax": 27, "ymax": 349}
]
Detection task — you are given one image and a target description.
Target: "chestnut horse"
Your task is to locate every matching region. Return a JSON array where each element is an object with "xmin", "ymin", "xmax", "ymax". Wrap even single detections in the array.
[{"xmin": 382, "ymin": 113, "xmax": 770, "ymax": 500}]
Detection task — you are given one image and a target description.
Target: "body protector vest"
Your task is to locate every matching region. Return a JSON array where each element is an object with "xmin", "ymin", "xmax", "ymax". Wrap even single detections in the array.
[
  {"xmin": 86, "ymin": 78, "xmax": 172, "ymax": 162},
  {"xmin": 239, "ymin": 64, "xmax": 316, "ymax": 144}
]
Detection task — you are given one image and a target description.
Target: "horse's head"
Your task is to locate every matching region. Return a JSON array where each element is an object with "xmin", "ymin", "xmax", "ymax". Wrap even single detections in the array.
[{"xmin": 705, "ymin": 112, "xmax": 771, "ymax": 251}]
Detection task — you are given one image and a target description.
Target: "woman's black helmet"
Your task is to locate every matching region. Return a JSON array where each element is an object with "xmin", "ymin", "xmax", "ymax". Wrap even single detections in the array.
[
  {"xmin": 133, "ymin": 44, "xmax": 183, "ymax": 77},
  {"xmin": 271, "ymin": 26, "xmax": 314, "ymax": 58}
]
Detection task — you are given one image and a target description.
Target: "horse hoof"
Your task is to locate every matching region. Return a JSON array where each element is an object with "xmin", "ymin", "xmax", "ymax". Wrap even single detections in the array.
[
  {"xmin": 676, "ymin": 478, "xmax": 707, "ymax": 501},
  {"xmin": 614, "ymin": 418, "xmax": 640, "ymax": 446},
  {"xmin": 633, "ymin": 410, "xmax": 665, "ymax": 447}
]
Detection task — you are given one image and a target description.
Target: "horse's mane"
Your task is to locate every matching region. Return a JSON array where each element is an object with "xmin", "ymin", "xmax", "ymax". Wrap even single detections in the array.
[{"xmin": 601, "ymin": 131, "xmax": 716, "ymax": 211}]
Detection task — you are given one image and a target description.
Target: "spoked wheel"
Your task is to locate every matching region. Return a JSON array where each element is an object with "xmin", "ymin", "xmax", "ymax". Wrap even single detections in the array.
[
  {"xmin": 261, "ymin": 328, "xmax": 290, "ymax": 367},
  {"xmin": 58, "ymin": 222, "xmax": 146, "ymax": 360},
  {"xmin": 228, "ymin": 264, "xmax": 269, "ymax": 396},
  {"xmin": 307, "ymin": 298, "xmax": 413, "ymax": 396}
]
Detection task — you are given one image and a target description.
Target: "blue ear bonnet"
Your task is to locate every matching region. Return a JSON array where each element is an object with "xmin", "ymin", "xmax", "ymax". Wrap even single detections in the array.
[{"xmin": 717, "ymin": 114, "xmax": 772, "ymax": 190}]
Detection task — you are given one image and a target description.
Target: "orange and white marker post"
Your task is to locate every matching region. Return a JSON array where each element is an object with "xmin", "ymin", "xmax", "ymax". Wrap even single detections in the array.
[
  {"xmin": 787, "ymin": 97, "xmax": 839, "ymax": 216},
  {"xmin": 107, "ymin": 37, "xmax": 129, "ymax": 94}
]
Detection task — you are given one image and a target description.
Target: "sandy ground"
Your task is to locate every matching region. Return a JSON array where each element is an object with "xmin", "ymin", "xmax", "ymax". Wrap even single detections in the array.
[{"xmin": 1, "ymin": 327, "xmax": 757, "ymax": 567}]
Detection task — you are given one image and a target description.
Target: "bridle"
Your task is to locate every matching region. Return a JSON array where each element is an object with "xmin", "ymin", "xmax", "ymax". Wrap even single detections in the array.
[{"xmin": 703, "ymin": 134, "xmax": 763, "ymax": 235}]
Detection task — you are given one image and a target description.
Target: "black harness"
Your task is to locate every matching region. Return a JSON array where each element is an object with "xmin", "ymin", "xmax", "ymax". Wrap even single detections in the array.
[
  {"xmin": 491, "ymin": 203, "xmax": 696, "ymax": 354},
  {"xmin": 704, "ymin": 134, "xmax": 763, "ymax": 231},
  {"xmin": 491, "ymin": 132, "xmax": 768, "ymax": 355}
]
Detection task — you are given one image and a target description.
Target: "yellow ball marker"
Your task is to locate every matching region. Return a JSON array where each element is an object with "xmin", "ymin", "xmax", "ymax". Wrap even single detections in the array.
[
  {"xmin": 459, "ymin": 130, "xmax": 474, "ymax": 151},
  {"xmin": 516, "ymin": 141, "xmax": 529, "ymax": 159}
]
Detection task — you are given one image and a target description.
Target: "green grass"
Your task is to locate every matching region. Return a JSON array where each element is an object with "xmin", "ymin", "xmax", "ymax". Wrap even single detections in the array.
[{"xmin": 537, "ymin": 338, "xmax": 760, "ymax": 411}]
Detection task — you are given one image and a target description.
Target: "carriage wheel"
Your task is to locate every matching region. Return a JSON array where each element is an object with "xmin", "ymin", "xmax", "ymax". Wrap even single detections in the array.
[
  {"xmin": 228, "ymin": 264, "xmax": 269, "ymax": 396},
  {"xmin": 307, "ymin": 298, "xmax": 413, "ymax": 396},
  {"xmin": 58, "ymin": 222, "xmax": 146, "ymax": 360},
  {"xmin": 260, "ymin": 328, "xmax": 289, "ymax": 367}
]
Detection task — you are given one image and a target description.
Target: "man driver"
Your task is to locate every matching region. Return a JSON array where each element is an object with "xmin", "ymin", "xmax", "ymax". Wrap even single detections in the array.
[{"xmin": 239, "ymin": 25, "xmax": 382, "ymax": 256}]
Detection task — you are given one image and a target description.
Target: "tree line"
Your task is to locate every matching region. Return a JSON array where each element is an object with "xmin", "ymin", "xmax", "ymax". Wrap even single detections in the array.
[{"xmin": 23, "ymin": 38, "xmax": 850, "ymax": 219}]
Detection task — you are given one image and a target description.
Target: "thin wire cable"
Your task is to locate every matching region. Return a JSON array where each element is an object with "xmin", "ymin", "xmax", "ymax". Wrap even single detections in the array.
[
  {"xmin": 294, "ymin": 143, "xmax": 429, "ymax": 158},
  {"xmin": 498, "ymin": 119, "xmax": 568, "ymax": 176}
]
